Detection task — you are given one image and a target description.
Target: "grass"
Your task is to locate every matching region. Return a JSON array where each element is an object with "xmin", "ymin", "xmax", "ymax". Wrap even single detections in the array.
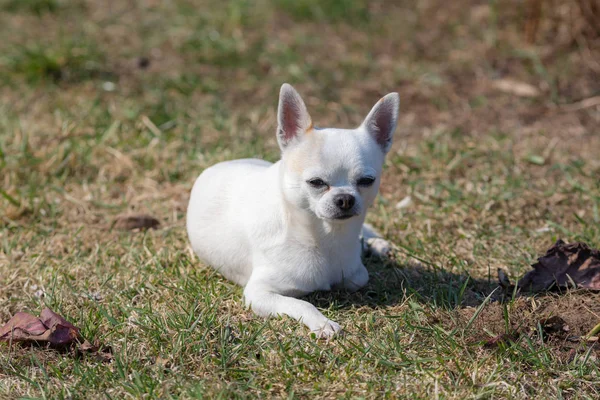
[
  {"xmin": 1, "ymin": 0, "xmax": 600, "ymax": 398},
  {"xmin": 5, "ymin": 39, "xmax": 107, "ymax": 84},
  {"xmin": 1, "ymin": 0, "xmax": 61, "ymax": 15}
]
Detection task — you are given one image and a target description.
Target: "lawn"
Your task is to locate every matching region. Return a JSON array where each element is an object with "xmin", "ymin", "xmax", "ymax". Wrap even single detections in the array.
[{"xmin": 1, "ymin": 0, "xmax": 600, "ymax": 398}]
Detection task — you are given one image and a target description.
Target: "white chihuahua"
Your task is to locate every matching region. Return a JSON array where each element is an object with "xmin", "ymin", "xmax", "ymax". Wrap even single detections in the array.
[{"xmin": 187, "ymin": 84, "xmax": 399, "ymax": 338}]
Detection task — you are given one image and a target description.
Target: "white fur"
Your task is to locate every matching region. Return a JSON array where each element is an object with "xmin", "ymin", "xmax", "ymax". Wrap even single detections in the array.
[{"xmin": 187, "ymin": 84, "xmax": 399, "ymax": 338}]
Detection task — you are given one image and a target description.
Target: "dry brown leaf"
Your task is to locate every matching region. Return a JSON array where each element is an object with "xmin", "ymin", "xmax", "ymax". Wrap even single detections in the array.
[
  {"xmin": 40, "ymin": 308, "xmax": 82, "ymax": 346},
  {"xmin": 519, "ymin": 239, "xmax": 600, "ymax": 292},
  {"xmin": 113, "ymin": 214, "xmax": 160, "ymax": 231},
  {"xmin": 78, "ymin": 340, "xmax": 114, "ymax": 362},
  {"xmin": 1, "ymin": 308, "xmax": 112, "ymax": 361},
  {"xmin": 0, "ymin": 312, "xmax": 47, "ymax": 339},
  {"xmin": 0, "ymin": 308, "xmax": 81, "ymax": 346}
]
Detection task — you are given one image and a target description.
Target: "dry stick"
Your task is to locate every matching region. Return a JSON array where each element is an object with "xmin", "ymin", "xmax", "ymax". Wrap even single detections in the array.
[{"xmin": 560, "ymin": 96, "xmax": 600, "ymax": 112}]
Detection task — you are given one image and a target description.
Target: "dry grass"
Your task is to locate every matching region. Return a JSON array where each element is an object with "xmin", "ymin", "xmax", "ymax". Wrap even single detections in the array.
[{"xmin": 1, "ymin": 0, "xmax": 600, "ymax": 398}]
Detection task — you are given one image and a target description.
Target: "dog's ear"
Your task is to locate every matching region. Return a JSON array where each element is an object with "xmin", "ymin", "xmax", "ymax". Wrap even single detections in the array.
[
  {"xmin": 361, "ymin": 93, "xmax": 400, "ymax": 153},
  {"xmin": 277, "ymin": 83, "xmax": 313, "ymax": 151}
]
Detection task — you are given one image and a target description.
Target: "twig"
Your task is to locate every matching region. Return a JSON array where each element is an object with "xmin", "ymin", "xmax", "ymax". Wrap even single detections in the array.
[{"xmin": 560, "ymin": 96, "xmax": 600, "ymax": 112}]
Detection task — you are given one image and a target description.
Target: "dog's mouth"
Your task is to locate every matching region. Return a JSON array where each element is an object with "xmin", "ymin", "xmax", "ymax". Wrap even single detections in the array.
[
  {"xmin": 318, "ymin": 211, "xmax": 359, "ymax": 221},
  {"xmin": 333, "ymin": 214, "xmax": 355, "ymax": 220}
]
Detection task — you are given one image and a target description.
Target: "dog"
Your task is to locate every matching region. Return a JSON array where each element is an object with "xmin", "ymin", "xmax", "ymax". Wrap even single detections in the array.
[{"xmin": 187, "ymin": 84, "xmax": 399, "ymax": 338}]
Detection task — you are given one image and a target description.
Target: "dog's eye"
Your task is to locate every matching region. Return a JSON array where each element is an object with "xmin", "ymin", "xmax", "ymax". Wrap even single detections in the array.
[
  {"xmin": 357, "ymin": 177, "xmax": 376, "ymax": 186},
  {"xmin": 307, "ymin": 178, "xmax": 327, "ymax": 188}
]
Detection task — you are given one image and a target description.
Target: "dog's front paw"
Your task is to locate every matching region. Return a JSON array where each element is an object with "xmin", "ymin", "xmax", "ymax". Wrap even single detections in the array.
[
  {"xmin": 311, "ymin": 319, "xmax": 342, "ymax": 339},
  {"xmin": 366, "ymin": 238, "xmax": 391, "ymax": 258}
]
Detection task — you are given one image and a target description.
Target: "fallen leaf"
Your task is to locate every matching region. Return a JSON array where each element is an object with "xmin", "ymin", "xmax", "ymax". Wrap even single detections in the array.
[
  {"xmin": 493, "ymin": 79, "xmax": 540, "ymax": 97},
  {"xmin": 0, "ymin": 308, "xmax": 80, "ymax": 347},
  {"xmin": 77, "ymin": 340, "xmax": 113, "ymax": 362},
  {"xmin": 0, "ymin": 312, "xmax": 47, "ymax": 339},
  {"xmin": 40, "ymin": 308, "xmax": 81, "ymax": 346},
  {"xmin": 518, "ymin": 240, "xmax": 600, "ymax": 292},
  {"xmin": 1, "ymin": 309, "xmax": 112, "ymax": 360},
  {"xmin": 79, "ymin": 340, "xmax": 95, "ymax": 351},
  {"xmin": 113, "ymin": 214, "xmax": 160, "ymax": 231}
]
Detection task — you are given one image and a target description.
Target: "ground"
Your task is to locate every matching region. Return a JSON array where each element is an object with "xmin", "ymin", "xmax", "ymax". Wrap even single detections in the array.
[{"xmin": 1, "ymin": 0, "xmax": 600, "ymax": 398}]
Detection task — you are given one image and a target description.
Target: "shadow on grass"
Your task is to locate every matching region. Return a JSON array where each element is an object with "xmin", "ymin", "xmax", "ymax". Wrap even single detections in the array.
[{"xmin": 307, "ymin": 255, "xmax": 498, "ymax": 311}]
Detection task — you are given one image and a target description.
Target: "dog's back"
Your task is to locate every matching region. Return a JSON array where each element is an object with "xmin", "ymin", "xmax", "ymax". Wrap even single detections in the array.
[{"xmin": 187, "ymin": 159, "xmax": 275, "ymax": 285}]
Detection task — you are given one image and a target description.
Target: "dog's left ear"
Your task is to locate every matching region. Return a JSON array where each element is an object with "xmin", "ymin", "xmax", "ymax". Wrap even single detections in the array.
[
  {"xmin": 361, "ymin": 93, "xmax": 400, "ymax": 153},
  {"xmin": 277, "ymin": 83, "xmax": 313, "ymax": 151}
]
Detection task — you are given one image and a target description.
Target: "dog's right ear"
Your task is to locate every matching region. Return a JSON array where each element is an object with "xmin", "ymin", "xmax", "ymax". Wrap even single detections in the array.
[{"xmin": 277, "ymin": 83, "xmax": 313, "ymax": 151}]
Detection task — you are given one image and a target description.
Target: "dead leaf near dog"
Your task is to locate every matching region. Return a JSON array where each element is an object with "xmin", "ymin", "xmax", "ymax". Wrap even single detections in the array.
[
  {"xmin": 0, "ymin": 308, "xmax": 80, "ymax": 346},
  {"xmin": 486, "ymin": 241, "xmax": 600, "ymax": 356},
  {"xmin": 0, "ymin": 308, "xmax": 112, "ymax": 362},
  {"xmin": 113, "ymin": 213, "xmax": 160, "ymax": 231},
  {"xmin": 518, "ymin": 239, "xmax": 600, "ymax": 292}
]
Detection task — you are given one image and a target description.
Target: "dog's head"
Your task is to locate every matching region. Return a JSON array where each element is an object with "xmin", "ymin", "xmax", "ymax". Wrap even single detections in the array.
[{"xmin": 277, "ymin": 83, "xmax": 399, "ymax": 222}]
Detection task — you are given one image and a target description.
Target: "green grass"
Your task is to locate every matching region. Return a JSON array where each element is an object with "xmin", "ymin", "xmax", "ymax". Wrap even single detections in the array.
[
  {"xmin": 1, "ymin": 0, "xmax": 60, "ymax": 15},
  {"xmin": 1, "ymin": 0, "xmax": 600, "ymax": 398},
  {"xmin": 274, "ymin": 0, "xmax": 370, "ymax": 23},
  {"xmin": 3, "ymin": 38, "xmax": 107, "ymax": 84}
]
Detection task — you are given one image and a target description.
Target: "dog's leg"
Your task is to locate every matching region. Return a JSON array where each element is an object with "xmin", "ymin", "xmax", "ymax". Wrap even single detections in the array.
[
  {"xmin": 333, "ymin": 261, "xmax": 369, "ymax": 292},
  {"xmin": 243, "ymin": 281, "xmax": 341, "ymax": 339},
  {"xmin": 361, "ymin": 223, "xmax": 391, "ymax": 258}
]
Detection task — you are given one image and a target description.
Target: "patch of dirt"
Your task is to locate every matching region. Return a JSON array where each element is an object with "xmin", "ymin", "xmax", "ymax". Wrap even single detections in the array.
[{"xmin": 451, "ymin": 291, "xmax": 600, "ymax": 356}]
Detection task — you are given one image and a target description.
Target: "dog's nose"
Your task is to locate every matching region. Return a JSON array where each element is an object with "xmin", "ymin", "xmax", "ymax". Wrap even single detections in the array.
[{"xmin": 334, "ymin": 194, "xmax": 355, "ymax": 211}]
